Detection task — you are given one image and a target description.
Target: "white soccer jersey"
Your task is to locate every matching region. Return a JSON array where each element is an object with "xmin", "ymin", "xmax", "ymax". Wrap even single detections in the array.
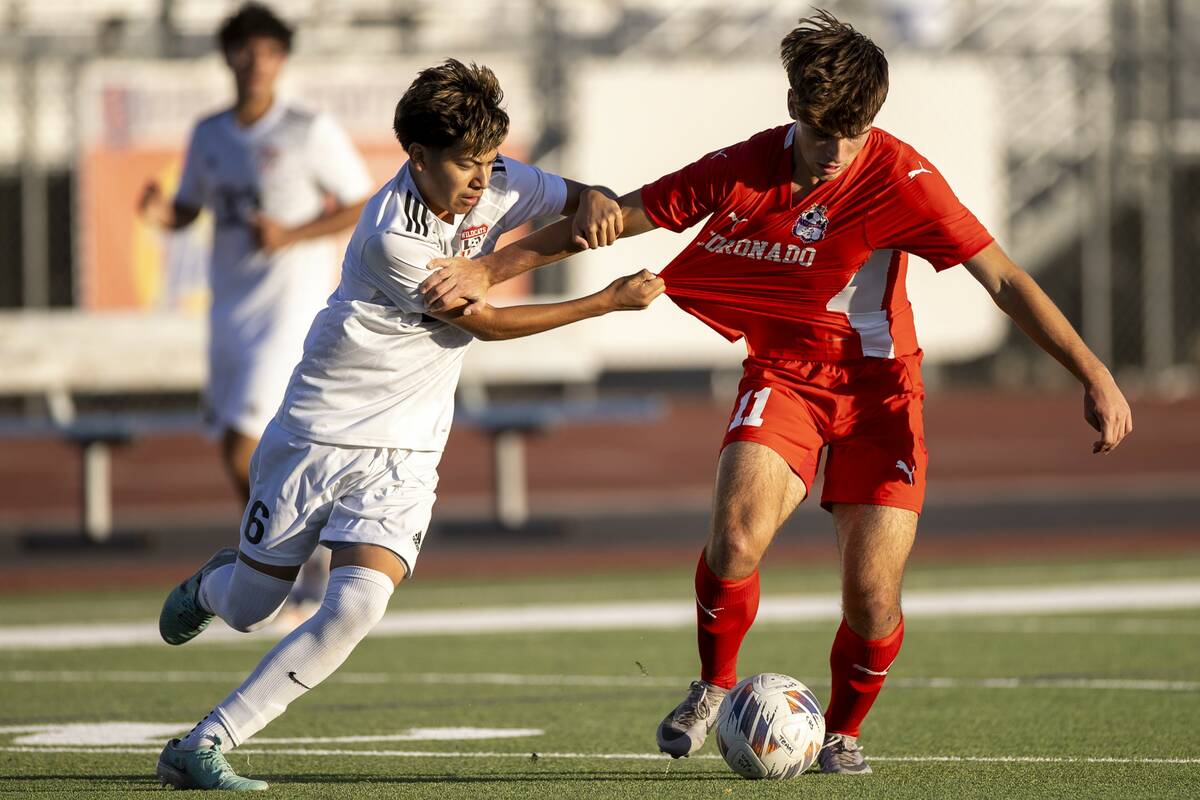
[
  {"xmin": 175, "ymin": 101, "xmax": 372, "ymax": 434},
  {"xmin": 277, "ymin": 155, "xmax": 567, "ymax": 451}
]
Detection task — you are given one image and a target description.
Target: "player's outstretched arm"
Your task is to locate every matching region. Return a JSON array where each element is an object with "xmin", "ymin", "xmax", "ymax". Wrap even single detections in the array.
[
  {"xmin": 964, "ymin": 241, "xmax": 1133, "ymax": 454},
  {"xmin": 421, "ymin": 190, "xmax": 658, "ymax": 315},
  {"xmin": 431, "ymin": 269, "xmax": 664, "ymax": 341}
]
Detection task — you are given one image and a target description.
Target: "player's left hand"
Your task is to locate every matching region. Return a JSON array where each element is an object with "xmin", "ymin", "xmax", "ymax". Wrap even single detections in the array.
[
  {"xmin": 1083, "ymin": 373, "xmax": 1132, "ymax": 454},
  {"xmin": 607, "ymin": 269, "xmax": 665, "ymax": 310},
  {"xmin": 251, "ymin": 213, "xmax": 294, "ymax": 253},
  {"xmin": 572, "ymin": 187, "xmax": 623, "ymax": 250},
  {"xmin": 423, "ymin": 257, "xmax": 490, "ymax": 316}
]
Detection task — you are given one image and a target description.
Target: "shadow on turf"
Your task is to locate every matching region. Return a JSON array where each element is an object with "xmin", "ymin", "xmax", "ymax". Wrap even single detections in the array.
[
  {"xmin": 8, "ymin": 776, "xmax": 163, "ymax": 791},
  {"xmin": 280, "ymin": 771, "xmax": 734, "ymax": 784}
]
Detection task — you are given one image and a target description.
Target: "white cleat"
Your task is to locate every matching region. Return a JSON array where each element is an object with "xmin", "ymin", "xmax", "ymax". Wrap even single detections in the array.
[
  {"xmin": 655, "ymin": 680, "xmax": 728, "ymax": 758},
  {"xmin": 818, "ymin": 732, "xmax": 873, "ymax": 775}
]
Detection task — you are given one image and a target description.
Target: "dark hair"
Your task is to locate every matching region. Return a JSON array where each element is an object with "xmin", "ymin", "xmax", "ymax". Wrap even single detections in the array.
[
  {"xmin": 217, "ymin": 3, "xmax": 294, "ymax": 53},
  {"xmin": 780, "ymin": 9, "xmax": 888, "ymax": 137},
  {"xmin": 392, "ymin": 59, "xmax": 510, "ymax": 156}
]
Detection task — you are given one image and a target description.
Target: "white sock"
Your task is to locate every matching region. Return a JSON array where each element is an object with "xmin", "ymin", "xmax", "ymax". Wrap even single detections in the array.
[
  {"xmin": 199, "ymin": 559, "xmax": 292, "ymax": 633},
  {"xmin": 180, "ymin": 566, "xmax": 394, "ymax": 750}
]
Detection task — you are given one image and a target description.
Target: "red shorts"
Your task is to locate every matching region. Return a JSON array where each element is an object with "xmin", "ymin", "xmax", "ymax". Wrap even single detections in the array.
[{"xmin": 721, "ymin": 352, "xmax": 928, "ymax": 514}]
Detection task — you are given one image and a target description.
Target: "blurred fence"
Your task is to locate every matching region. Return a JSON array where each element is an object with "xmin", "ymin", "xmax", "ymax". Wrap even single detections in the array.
[{"xmin": 0, "ymin": 0, "xmax": 1197, "ymax": 388}]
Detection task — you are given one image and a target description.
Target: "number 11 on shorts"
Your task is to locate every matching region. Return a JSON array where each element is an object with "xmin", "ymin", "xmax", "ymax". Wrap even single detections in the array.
[{"xmin": 729, "ymin": 387, "xmax": 772, "ymax": 430}]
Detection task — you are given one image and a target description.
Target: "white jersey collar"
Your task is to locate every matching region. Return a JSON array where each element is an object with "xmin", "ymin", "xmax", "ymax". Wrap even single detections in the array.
[
  {"xmin": 226, "ymin": 98, "xmax": 288, "ymax": 140},
  {"xmin": 397, "ymin": 163, "xmax": 464, "ymax": 233}
]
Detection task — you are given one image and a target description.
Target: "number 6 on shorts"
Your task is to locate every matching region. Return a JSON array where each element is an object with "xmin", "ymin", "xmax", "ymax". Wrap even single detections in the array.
[
  {"xmin": 243, "ymin": 500, "xmax": 270, "ymax": 544},
  {"xmin": 729, "ymin": 387, "xmax": 772, "ymax": 431}
]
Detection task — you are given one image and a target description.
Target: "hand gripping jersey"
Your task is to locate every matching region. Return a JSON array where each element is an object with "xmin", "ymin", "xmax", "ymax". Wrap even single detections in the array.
[
  {"xmin": 176, "ymin": 102, "xmax": 373, "ymax": 433},
  {"xmin": 277, "ymin": 156, "xmax": 567, "ymax": 451},
  {"xmin": 641, "ymin": 124, "xmax": 994, "ymax": 361}
]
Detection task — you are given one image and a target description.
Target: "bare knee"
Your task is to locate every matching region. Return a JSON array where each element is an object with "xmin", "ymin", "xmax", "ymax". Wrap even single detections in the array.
[
  {"xmin": 842, "ymin": 588, "xmax": 902, "ymax": 640},
  {"xmin": 706, "ymin": 523, "xmax": 766, "ymax": 580}
]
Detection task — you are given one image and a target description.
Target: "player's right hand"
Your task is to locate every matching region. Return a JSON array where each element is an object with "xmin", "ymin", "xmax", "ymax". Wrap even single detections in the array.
[
  {"xmin": 572, "ymin": 186, "xmax": 623, "ymax": 249},
  {"xmin": 423, "ymin": 257, "xmax": 490, "ymax": 316},
  {"xmin": 1083, "ymin": 374, "xmax": 1133, "ymax": 454},
  {"xmin": 607, "ymin": 270, "xmax": 665, "ymax": 310},
  {"xmin": 137, "ymin": 181, "xmax": 169, "ymax": 225}
]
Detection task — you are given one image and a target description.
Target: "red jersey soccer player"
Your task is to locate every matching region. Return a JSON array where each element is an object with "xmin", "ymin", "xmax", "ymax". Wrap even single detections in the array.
[{"xmin": 421, "ymin": 11, "xmax": 1132, "ymax": 775}]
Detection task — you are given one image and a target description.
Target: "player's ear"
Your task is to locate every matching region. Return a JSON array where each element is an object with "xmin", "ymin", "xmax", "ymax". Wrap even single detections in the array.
[
  {"xmin": 409, "ymin": 144, "xmax": 426, "ymax": 172},
  {"xmin": 786, "ymin": 88, "xmax": 799, "ymax": 121}
]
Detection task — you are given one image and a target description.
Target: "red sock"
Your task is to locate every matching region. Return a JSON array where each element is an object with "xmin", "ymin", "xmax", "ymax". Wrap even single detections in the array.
[
  {"xmin": 824, "ymin": 617, "xmax": 905, "ymax": 737},
  {"xmin": 695, "ymin": 551, "xmax": 760, "ymax": 689}
]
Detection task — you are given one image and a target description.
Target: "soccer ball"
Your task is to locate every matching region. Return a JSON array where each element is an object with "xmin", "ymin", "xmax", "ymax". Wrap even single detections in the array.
[{"xmin": 715, "ymin": 673, "xmax": 825, "ymax": 779}]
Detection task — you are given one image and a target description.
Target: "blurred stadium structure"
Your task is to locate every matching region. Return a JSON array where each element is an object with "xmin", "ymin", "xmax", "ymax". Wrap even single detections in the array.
[
  {"xmin": 0, "ymin": 1, "xmax": 1197, "ymax": 547},
  {"xmin": 0, "ymin": 0, "xmax": 1198, "ymax": 388}
]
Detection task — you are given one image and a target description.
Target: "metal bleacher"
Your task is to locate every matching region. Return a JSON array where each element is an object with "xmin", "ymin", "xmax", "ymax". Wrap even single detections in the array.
[{"xmin": 0, "ymin": 310, "xmax": 661, "ymax": 539}]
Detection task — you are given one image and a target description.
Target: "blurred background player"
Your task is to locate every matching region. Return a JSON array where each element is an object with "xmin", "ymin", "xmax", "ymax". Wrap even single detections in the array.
[
  {"xmin": 153, "ymin": 59, "xmax": 654, "ymax": 790},
  {"xmin": 137, "ymin": 2, "xmax": 372, "ymax": 617},
  {"xmin": 418, "ymin": 9, "xmax": 1133, "ymax": 776}
]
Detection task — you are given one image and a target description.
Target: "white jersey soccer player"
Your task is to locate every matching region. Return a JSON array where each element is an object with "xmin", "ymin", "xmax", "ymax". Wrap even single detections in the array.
[
  {"xmin": 155, "ymin": 59, "xmax": 659, "ymax": 791},
  {"xmin": 250, "ymin": 153, "xmax": 567, "ymax": 572},
  {"xmin": 177, "ymin": 101, "xmax": 372, "ymax": 439}
]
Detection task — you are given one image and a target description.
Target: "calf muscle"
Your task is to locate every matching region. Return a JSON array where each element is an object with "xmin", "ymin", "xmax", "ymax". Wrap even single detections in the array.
[{"xmin": 831, "ymin": 504, "xmax": 917, "ymax": 639}]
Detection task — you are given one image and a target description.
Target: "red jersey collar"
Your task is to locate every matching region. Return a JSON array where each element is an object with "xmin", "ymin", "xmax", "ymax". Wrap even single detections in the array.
[{"xmin": 781, "ymin": 124, "xmax": 877, "ymax": 208}]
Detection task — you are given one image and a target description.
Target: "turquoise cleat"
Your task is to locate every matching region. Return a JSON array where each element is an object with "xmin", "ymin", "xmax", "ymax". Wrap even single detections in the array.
[
  {"xmin": 158, "ymin": 547, "xmax": 237, "ymax": 645},
  {"xmin": 156, "ymin": 737, "xmax": 268, "ymax": 791}
]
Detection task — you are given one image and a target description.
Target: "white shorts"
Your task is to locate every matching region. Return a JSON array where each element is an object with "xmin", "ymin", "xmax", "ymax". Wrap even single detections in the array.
[
  {"xmin": 238, "ymin": 419, "xmax": 441, "ymax": 576},
  {"xmin": 206, "ymin": 337, "xmax": 301, "ymax": 439}
]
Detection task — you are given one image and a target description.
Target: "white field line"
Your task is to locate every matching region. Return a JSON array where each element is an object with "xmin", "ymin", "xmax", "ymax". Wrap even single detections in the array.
[
  {"xmin": 1, "ymin": 746, "xmax": 1198, "ymax": 765},
  {"xmin": 3, "ymin": 580, "xmax": 1200, "ymax": 650},
  {"xmin": 1, "ymin": 670, "xmax": 1197, "ymax": 693},
  {"xmin": 917, "ymin": 617, "xmax": 1200, "ymax": 635}
]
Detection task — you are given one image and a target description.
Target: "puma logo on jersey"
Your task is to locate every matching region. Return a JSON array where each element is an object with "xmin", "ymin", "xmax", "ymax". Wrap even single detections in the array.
[
  {"xmin": 907, "ymin": 162, "xmax": 932, "ymax": 179},
  {"xmin": 711, "ymin": 149, "xmax": 729, "ymax": 159},
  {"xmin": 895, "ymin": 460, "xmax": 916, "ymax": 484},
  {"xmin": 696, "ymin": 599, "xmax": 725, "ymax": 619},
  {"xmin": 727, "ymin": 212, "xmax": 749, "ymax": 229}
]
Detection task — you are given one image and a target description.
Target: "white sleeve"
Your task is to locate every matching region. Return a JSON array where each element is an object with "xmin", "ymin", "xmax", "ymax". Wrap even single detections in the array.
[
  {"xmin": 174, "ymin": 125, "xmax": 207, "ymax": 209},
  {"xmin": 360, "ymin": 230, "xmax": 442, "ymax": 314},
  {"xmin": 308, "ymin": 113, "xmax": 373, "ymax": 205},
  {"xmin": 497, "ymin": 155, "xmax": 568, "ymax": 228}
]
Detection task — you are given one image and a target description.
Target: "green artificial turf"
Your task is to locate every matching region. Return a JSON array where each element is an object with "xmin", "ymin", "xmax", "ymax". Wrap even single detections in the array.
[{"xmin": 1, "ymin": 555, "xmax": 1197, "ymax": 798}]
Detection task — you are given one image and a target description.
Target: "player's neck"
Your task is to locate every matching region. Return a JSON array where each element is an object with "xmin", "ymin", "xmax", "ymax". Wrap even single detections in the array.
[
  {"xmin": 234, "ymin": 92, "xmax": 276, "ymax": 127},
  {"xmin": 789, "ymin": 143, "xmax": 821, "ymax": 197},
  {"xmin": 409, "ymin": 171, "xmax": 453, "ymax": 222}
]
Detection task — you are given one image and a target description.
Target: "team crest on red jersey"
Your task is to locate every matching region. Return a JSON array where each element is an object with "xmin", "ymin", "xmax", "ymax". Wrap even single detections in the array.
[{"xmin": 792, "ymin": 204, "xmax": 829, "ymax": 242}]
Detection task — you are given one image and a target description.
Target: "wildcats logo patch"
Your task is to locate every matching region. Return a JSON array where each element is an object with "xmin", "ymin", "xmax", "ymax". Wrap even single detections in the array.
[
  {"xmin": 792, "ymin": 204, "xmax": 829, "ymax": 242},
  {"xmin": 459, "ymin": 224, "xmax": 489, "ymax": 255}
]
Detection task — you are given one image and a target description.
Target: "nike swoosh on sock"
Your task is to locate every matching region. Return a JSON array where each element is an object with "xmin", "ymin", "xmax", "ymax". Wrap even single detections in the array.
[{"xmin": 287, "ymin": 671, "xmax": 313, "ymax": 690}]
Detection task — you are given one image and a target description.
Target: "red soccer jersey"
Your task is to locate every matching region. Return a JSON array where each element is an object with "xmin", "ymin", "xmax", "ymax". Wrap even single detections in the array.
[{"xmin": 641, "ymin": 124, "xmax": 994, "ymax": 361}]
